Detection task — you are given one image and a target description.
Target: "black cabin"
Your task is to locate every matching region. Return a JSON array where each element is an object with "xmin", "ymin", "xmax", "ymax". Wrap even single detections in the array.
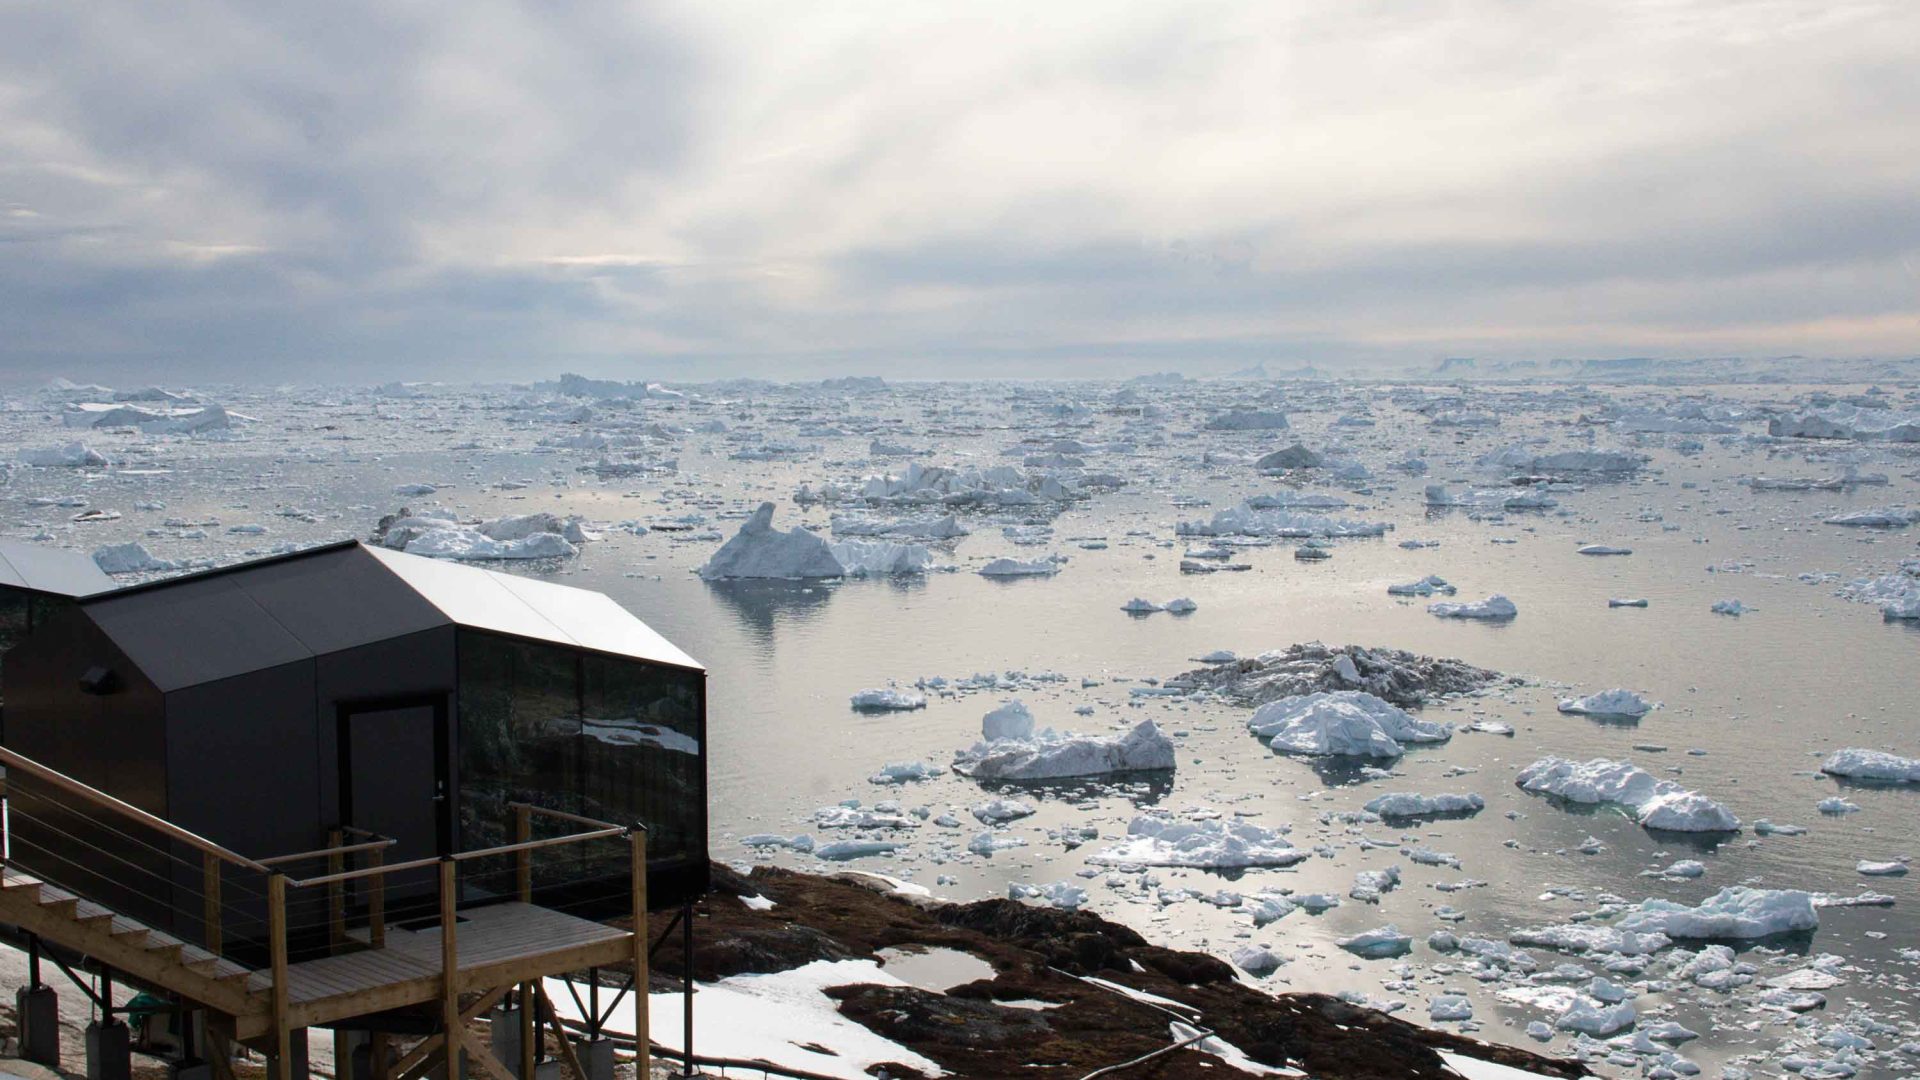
[{"xmin": 2, "ymin": 540, "xmax": 707, "ymax": 944}]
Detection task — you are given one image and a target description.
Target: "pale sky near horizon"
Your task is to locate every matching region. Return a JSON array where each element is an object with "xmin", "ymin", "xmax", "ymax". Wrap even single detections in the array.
[{"xmin": 3, "ymin": 1, "xmax": 1916, "ymax": 384}]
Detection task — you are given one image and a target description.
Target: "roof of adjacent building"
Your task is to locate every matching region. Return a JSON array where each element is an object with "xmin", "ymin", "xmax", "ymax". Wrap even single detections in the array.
[
  {"xmin": 0, "ymin": 539, "xmax": 117, "ymax": 598},
  {"xmin": 77, "ymin": 541, "xmax": 701, "ymax": 691}
]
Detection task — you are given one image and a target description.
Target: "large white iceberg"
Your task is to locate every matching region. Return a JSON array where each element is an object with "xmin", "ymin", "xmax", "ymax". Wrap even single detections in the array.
[
  {"xmin": 1516, "ymin": 757, "xmax": 1740, "ymax": 832},
  {"xmin": 1363, "ymin": 792, "xmax": 1485, "ymax": 819},
  {"xmin": 700, "ymin": 503, "xmax": 928, "ymax": 579},
  {"xmin": 1820, "ymin": 748, "xmax": 1920, "ymax": 784},
  {"xmin": 1088, "ymin": 816, "xmax": 1308, "ymax": 869},
  {"xmin": 1616, "ymin": 887, "xmax": 1818, "ymax": 940},
  {"xmin": 952, "ymin": 719, "xmax": 1175, "ymax": 781},
  {"xmin": 1769, "ymin": 405, "xmax": 1920, "ymax": 442},
  {"xmin": 1557, "ymin": 689, "xmax": 1655, "ymax": 719},
  {"xmin": 1428, "ymin": 595, "xmax": 1517, "ymax": 620},
  {"xmin": 1249, "ymin": 691, "xmax": 1451, "ymax": 758}
]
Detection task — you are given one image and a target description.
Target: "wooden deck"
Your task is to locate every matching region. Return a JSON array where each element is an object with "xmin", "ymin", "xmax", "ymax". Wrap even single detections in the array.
[{"xmin": 241, "ymin": 902, "xmax": 633, "ymax": 1037}]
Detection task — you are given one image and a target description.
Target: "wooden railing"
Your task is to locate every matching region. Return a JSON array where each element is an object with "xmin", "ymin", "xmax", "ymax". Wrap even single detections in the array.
[{"xmin": 0, "ymin": 744, "xmax": 651, "ymax": 1080}]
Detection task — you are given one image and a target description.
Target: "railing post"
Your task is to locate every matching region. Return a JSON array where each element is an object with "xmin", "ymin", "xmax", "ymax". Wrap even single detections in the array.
[
  {"xmin": 439, "ymin": 858, "xmax": 461, "ymax": 1079},
  {"xmin": 629, "ymin": 828, "xmax": 648, "ymax": 1079},
  {"xmin": 267, "ymin": 873, "xmax": 292, "ymax": 1080},
  {"xmin": 326, "ymin": 828, "xmax": 345, "ymax": 953},
  {"xmin": 368, "ymin": 846, "xmax": 386, "ymax": 951},
  {"xmin": 513, "ymin": 805, "xmax": 532, "ymax": 903},
  {"xmin": 203, "ymin": 852, "xmax": 223, "ymax": 956}
]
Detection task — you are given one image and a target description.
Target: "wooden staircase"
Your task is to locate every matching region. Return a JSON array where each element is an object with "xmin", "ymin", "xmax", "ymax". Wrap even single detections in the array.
[{"xmin": 0, "ymin": 868, "xmax": 264, "ymax": 1021}]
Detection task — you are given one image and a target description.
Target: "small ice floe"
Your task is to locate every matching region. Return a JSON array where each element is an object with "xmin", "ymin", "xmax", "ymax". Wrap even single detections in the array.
[
  {"xmin": 1428, "ymin": 996, "xmax": 1473, "ymax": 1022},
  {"xmin": 1249, "ymin": 691, "xmax": 1452, "ymax": 758},
  {"xmin": 1817, "ymin": 796, "xmax": 1861, "ymax": 814},
  {"xmin": 815, "ymin": 839, "xmax": 902, "ymax": 860},
  {"xmin": 868, "ymin": 762, "xmax": 937, "ymax": 785},
  {"xmin": 1856, "ymin": 859, "xmax": 1908, "ymax": 876},
  {"xmin": 1516, "ymin": 757, "xmax": 1740, "ymax": 832},
  {"xmin": 1231, "ymin": 944, "xmax": 1287, "ymax": 977},
  {"xmin": 979, "ymin": 557, "xmax": 1059, "ymax": 577},
  {"xmin": 1192, "ymin": 649, "xmax": 1238, "ymax": 664},
  {"xmin": 1205, "ymin": 409, "xmax": 1290, "ymax": 431},
  {"xmin": 1821, "ymin": 747, "xmax": 1920, "ymax": 784},
  {"xmin": 1753, "ymin": 819, "xmax": 1807, "ymax": 835},
  {"xmin": 1556, "ymin": 998, "xmax": 1637, "ymax": 1036},
  {"xmin": 813, "ymin": 805, "xmax": 918, "ymax": 830},
  {"xmin": 1508, "ymin": 924, "xmax": 1671, "ymax": 956},
  {"xmin": 1465, "ymin": 720, "xmax": 1514, "ymax": 735},
  {"xmin": 1428, "ymin": 594, "xmax": 1517, "ymax": 620},
  {"xmin": 1577, "ymin": 544, "xmax": 1634, "ymax": 556},
  {"xmin": 1164, "ymin": 597, "xmax": 1197, "ymax": 613},
  {"xmin": 849, "ymin": 687, "xmax": 927, "ymax": 711},
  {"xmin": 1293, "ymin": 543, "xmax": 1331, "ymax": 561},
  {"xmin": 394, "ymin": 483, "xmax": 438, "ymax": 496},
  {"xmin": 1363, "ymin": 792, "xmax": 1485, "ymax": 820},
  {"xmin": 739, "ymin": 833, "xmax": 814, "ymax": 853},
  {"xmin": 1615, "ymin": 886, "xmax": 1818, "ymax": 939},
  {"xmin": 93, "ymin": 542, "xmax": 180, "ymax": 574},
  {"xmin": 1088, "ymin": 816, "xmax": 1308, "ymax": 868},
  {"xmin": 1008, "ymin": 882, "xmax": 1088, "ymax": 910},
  {"xmin": 1176, "ymin": 504, "xmax": 1390, "ymax": 539},
  {"xmin": 1350, "ymin": 866, "xmax": 1401, "ymax": 902},
  {"xmin": 1557, "ymin": 689, "xmax": 1656, "ymax": 720},
  {"xmin": 971, "ymin": 798, "xmax": 1035, "ymax": 824},
  {"xmin": 1387, "ymin": 575, "xmax": 1455, "ymax": 597},
  {"xmin": 1823, "ymin": 507, "xmax": 1918, "ymax": 528},
  {"xmin": 1645, "ymin": 859, "xmax": 1706, "ymax": 879},
  {"xmin": 1608, "ymin": 598, "xmax": 1649, "ymax": 608},
  {"xmin": 966, "ymin": 831, "xmax": 1027, "ymax": 855},
  {"xmin": 1336, "ymin": 926, "xmax": 1412, "ymax": 959},
  {"xmin": 1122, "ymin": 597, "xmax": 1163, "ymax": 614},
  {"xmin": 19, "ymin": 442, "xmax": 111, "ymax": 468},
  {"xmin": 375, "ymin": 508, "xmax": 589, "ymax": 562},
  {"xmin": 1710, "ymin": 599, "xmax": 1750, "ymax": 616}
]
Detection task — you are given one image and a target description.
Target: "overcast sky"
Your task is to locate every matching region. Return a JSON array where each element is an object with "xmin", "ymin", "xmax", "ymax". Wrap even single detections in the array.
[{"xmin": 3, "ymin": 1, "xmax": 1916, "ymax": 384}]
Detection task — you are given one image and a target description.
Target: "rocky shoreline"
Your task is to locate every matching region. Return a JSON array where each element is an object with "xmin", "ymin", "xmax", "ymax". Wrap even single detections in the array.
[{"xmin": 654, "ymin": 864, "xmax": 1590, "ymax": 1079}]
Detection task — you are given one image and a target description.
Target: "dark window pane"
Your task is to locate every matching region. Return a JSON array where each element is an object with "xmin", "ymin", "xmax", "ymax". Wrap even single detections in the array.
[{"xmin": 582, "ymin": 656, "xmax": 703, "ymax": 866}]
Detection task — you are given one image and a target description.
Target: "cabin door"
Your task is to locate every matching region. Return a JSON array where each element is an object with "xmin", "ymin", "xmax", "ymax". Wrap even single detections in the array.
[{"xmin": 338, "ymin": 695, "xmax": 450, "ymax": 904}]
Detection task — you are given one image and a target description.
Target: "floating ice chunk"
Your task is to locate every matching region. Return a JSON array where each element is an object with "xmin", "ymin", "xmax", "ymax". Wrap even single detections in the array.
[
  {"xmin": 1428, "ymin": 595, "xmax": 1517, "ymax": 620},
  {"xmin": 1577, "ymin": 545, "xmax": 1633, "ymax": 556},
  {"xmin": 1231, "ymin": 944, "xmax": 1287, "ymax": 977},
  {"xmin": 1205, "ymin": 409, "xmax": 1290, "ymax": 431},
  {"xmin": 1508, "ymin": 925, "xmax": 1671, "ymax": 956},
  {"xmin": 1337, "ymin": 926, "xmax": 1412, "ymax": 959},
  {"xmin": 403, "ymin": 527, "xmax": 578, "ymax": 561},
  {"xmin": 1556, "ymin": 998, "xmax": 1636, "ymax": 1036},
  {"xmin": 1824, "ymin": 507, "xmax": 1918, "ymax": 528},
  {"xmin": 93, "ymin": 542, "xmax": 179, "ymax": 574},
  {"xmin": 1350, "ymin": 866, "xmax": 1401, "ymax": 902},
  {"xmin": 1557, "ymin": 689, "xmax": 1655, "ymax": 719},
  {"xmin": 813, "ymin": 806, "xmax": 918, "ymax": 830},
  {"xmin": 849, "ymin": 688, "xmax": 926, "ymax": 712},
  {"xmin": 1193, "ymin": 650, "xmax": 1238, "ymax": 664},
  {"xmin": 1009, "ymin": 882, "xmax": 1088, "ymax": 910},
  {"xmin": 394, "ymin": 483, "xmax": 438, "ymax": 496},
  {"xmin": 981, "ymin": 700, "xmax": 1035, "ymax": 741},
  {"xmin": 971, "ymin": 798, "xmax": 1035, "ymax": 824},
  {"xmin": 1250, "ymin": 691, "xmax": 1451, "ymax": 758},
  {"xmin": 1649, "ymin": 860, "xmax": 1706, "ymax": 879},
  {"xmin": 1753, "ymin": 819, "xmax": 1807, "ymax": 835},
  {"xmin": 1168, "ymin": 642, "xmax": 1504, "ymax": 708},
  {"xmin": 1608, "ymin": 598, "xmax": 1649, "ymax": 608},
  {"xmin": 1710, "ymin": 599, "xmax": 1749, "ymax": 615},
  {"xmin": 967, "ymin": 831, "xmax": 1027, "ymax": 855},
  {"xmin": 952, "ymin": 720, "xmax": 1176, "ymax": 781},
  {"xmin": 698, "ymin": 503, "xmax": 843, "ymax": 579},
  {"xmin": 1516, "ymin": 756, "xmax": 1740, "ymax": 832},
  {"xmin": 20, "ymin": 442, "xmax": 110, "ymax": 468},
  {"xmin": 815, "ymin": 840, "xmax": 901, "ymax": 860},
  {"xmin": 1821, "ymin": 748, "xmax": 1920, "ymax": 783},
  {"xmin": 1254, "ymin": 443, "xmax": 1321, "ymax": 470},
  {"xmin": 1122, "ymin": 598, "xmax": 1164, "ymax": 613},
  {"xmin": 1088, "ymin": 816, "xmax": 1308, "ymax": 868},
  {"xmin": 1482, "ymin": 447, "xmax": 1647, "ymax": 474},
  {"xmin": 1178, "ymin": 504, "xmax": 1390, "ymax": 538},
  {"xmin": 1387, "ymin": 575, "xmax": 1455, "ymax": 597},
  {"xmin": 1363, "ymin": 792, "xmax": 1485, "ymax": 819},
  {"xmin": 1615, "ymin": 887, "xmax": 1818, "ymax": 939},
  {"xmin": 1428, "ymin": 995, "xmax": 1473, "ymax": 1022},
  {"xmin": 979, "ymin": 557, "xmax": 1059, "ymax": 577},
  {"xmin": 829, "ymin": 513, "xmax": 969, "ymax": 540},
  {"xmin": 1164, "ymin": 597, "xmax": 1197, "ymax": 614},
  {"xmin": 868, "ymin": 762, "xmax": 937, "ymax": 785},
  {"xmin": 1817, "ymin": 796, "xmax": 1860, "ymax": 814},
  {"xmin": 1769, "ymin": 405, "xmax": 1920, "ymax": 442},
  {"xmin": 1857, "ymin": 859, "xmax": 1908, "ymax": 876}
]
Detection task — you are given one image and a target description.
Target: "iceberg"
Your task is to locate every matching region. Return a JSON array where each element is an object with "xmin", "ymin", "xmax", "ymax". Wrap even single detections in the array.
[
  {"xmin": 1088, "ymin": 816, "xmax": 1308, "ymax": 869},
  {"xmin": 979, "ymin": 557, "xmax": 1058, "ymax": 577},
  {"xmin": 1363, "ymin": 792, "xmax": 1485, "ymax": 820},
  {"xmin": 20, "ymin": 442, "xmax": 110, "ymax": 468},
  {"xmin": 1336, "ymin": 926, "xmax": 1412, "ymax": 959},
  {"xmin": 1557, "ymin": 689, "xmax": 1655, "ymax": 719},
  {"xmin": 1820, "ymin": 748, "xmax": 1920, "ymax": 784},
  {"xmin": 698, "ymin": 503, "xmax": 850, "ymax": 579},
  {"xmin": 952, "ymin": 719, "xmax": 1175, "ymax": 781},
  {"xmin": 849, "ymin": 688, "xmax": 926, "ymax": 711},
  {"xmin": 1516, "ymin": 757, "xmax": 1739, "ymax": 832},
  {"xmin": 1249, "ymin": 690, "xmax": 1452, "ymax": 758},
  {"xmin": 93, "ymin": 542, "xmax": 179, "ymax": 574},
  {"xmin": 1176, "ymin": 503, "xmax": 1390, "ymax": 538},
  {"xmin": 1428, "ymin": 595, "xmax": 1517, "ymax": 620},
  {"xmin": 1615, "ymin": 887, "xmax": 1818, "ymax": 940}
]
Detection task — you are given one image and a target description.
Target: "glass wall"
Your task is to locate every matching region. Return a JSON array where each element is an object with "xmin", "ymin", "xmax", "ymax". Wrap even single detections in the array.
[{"xmin": 456, "ymin": 630, "xmax": 704, "ymax": 890}]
